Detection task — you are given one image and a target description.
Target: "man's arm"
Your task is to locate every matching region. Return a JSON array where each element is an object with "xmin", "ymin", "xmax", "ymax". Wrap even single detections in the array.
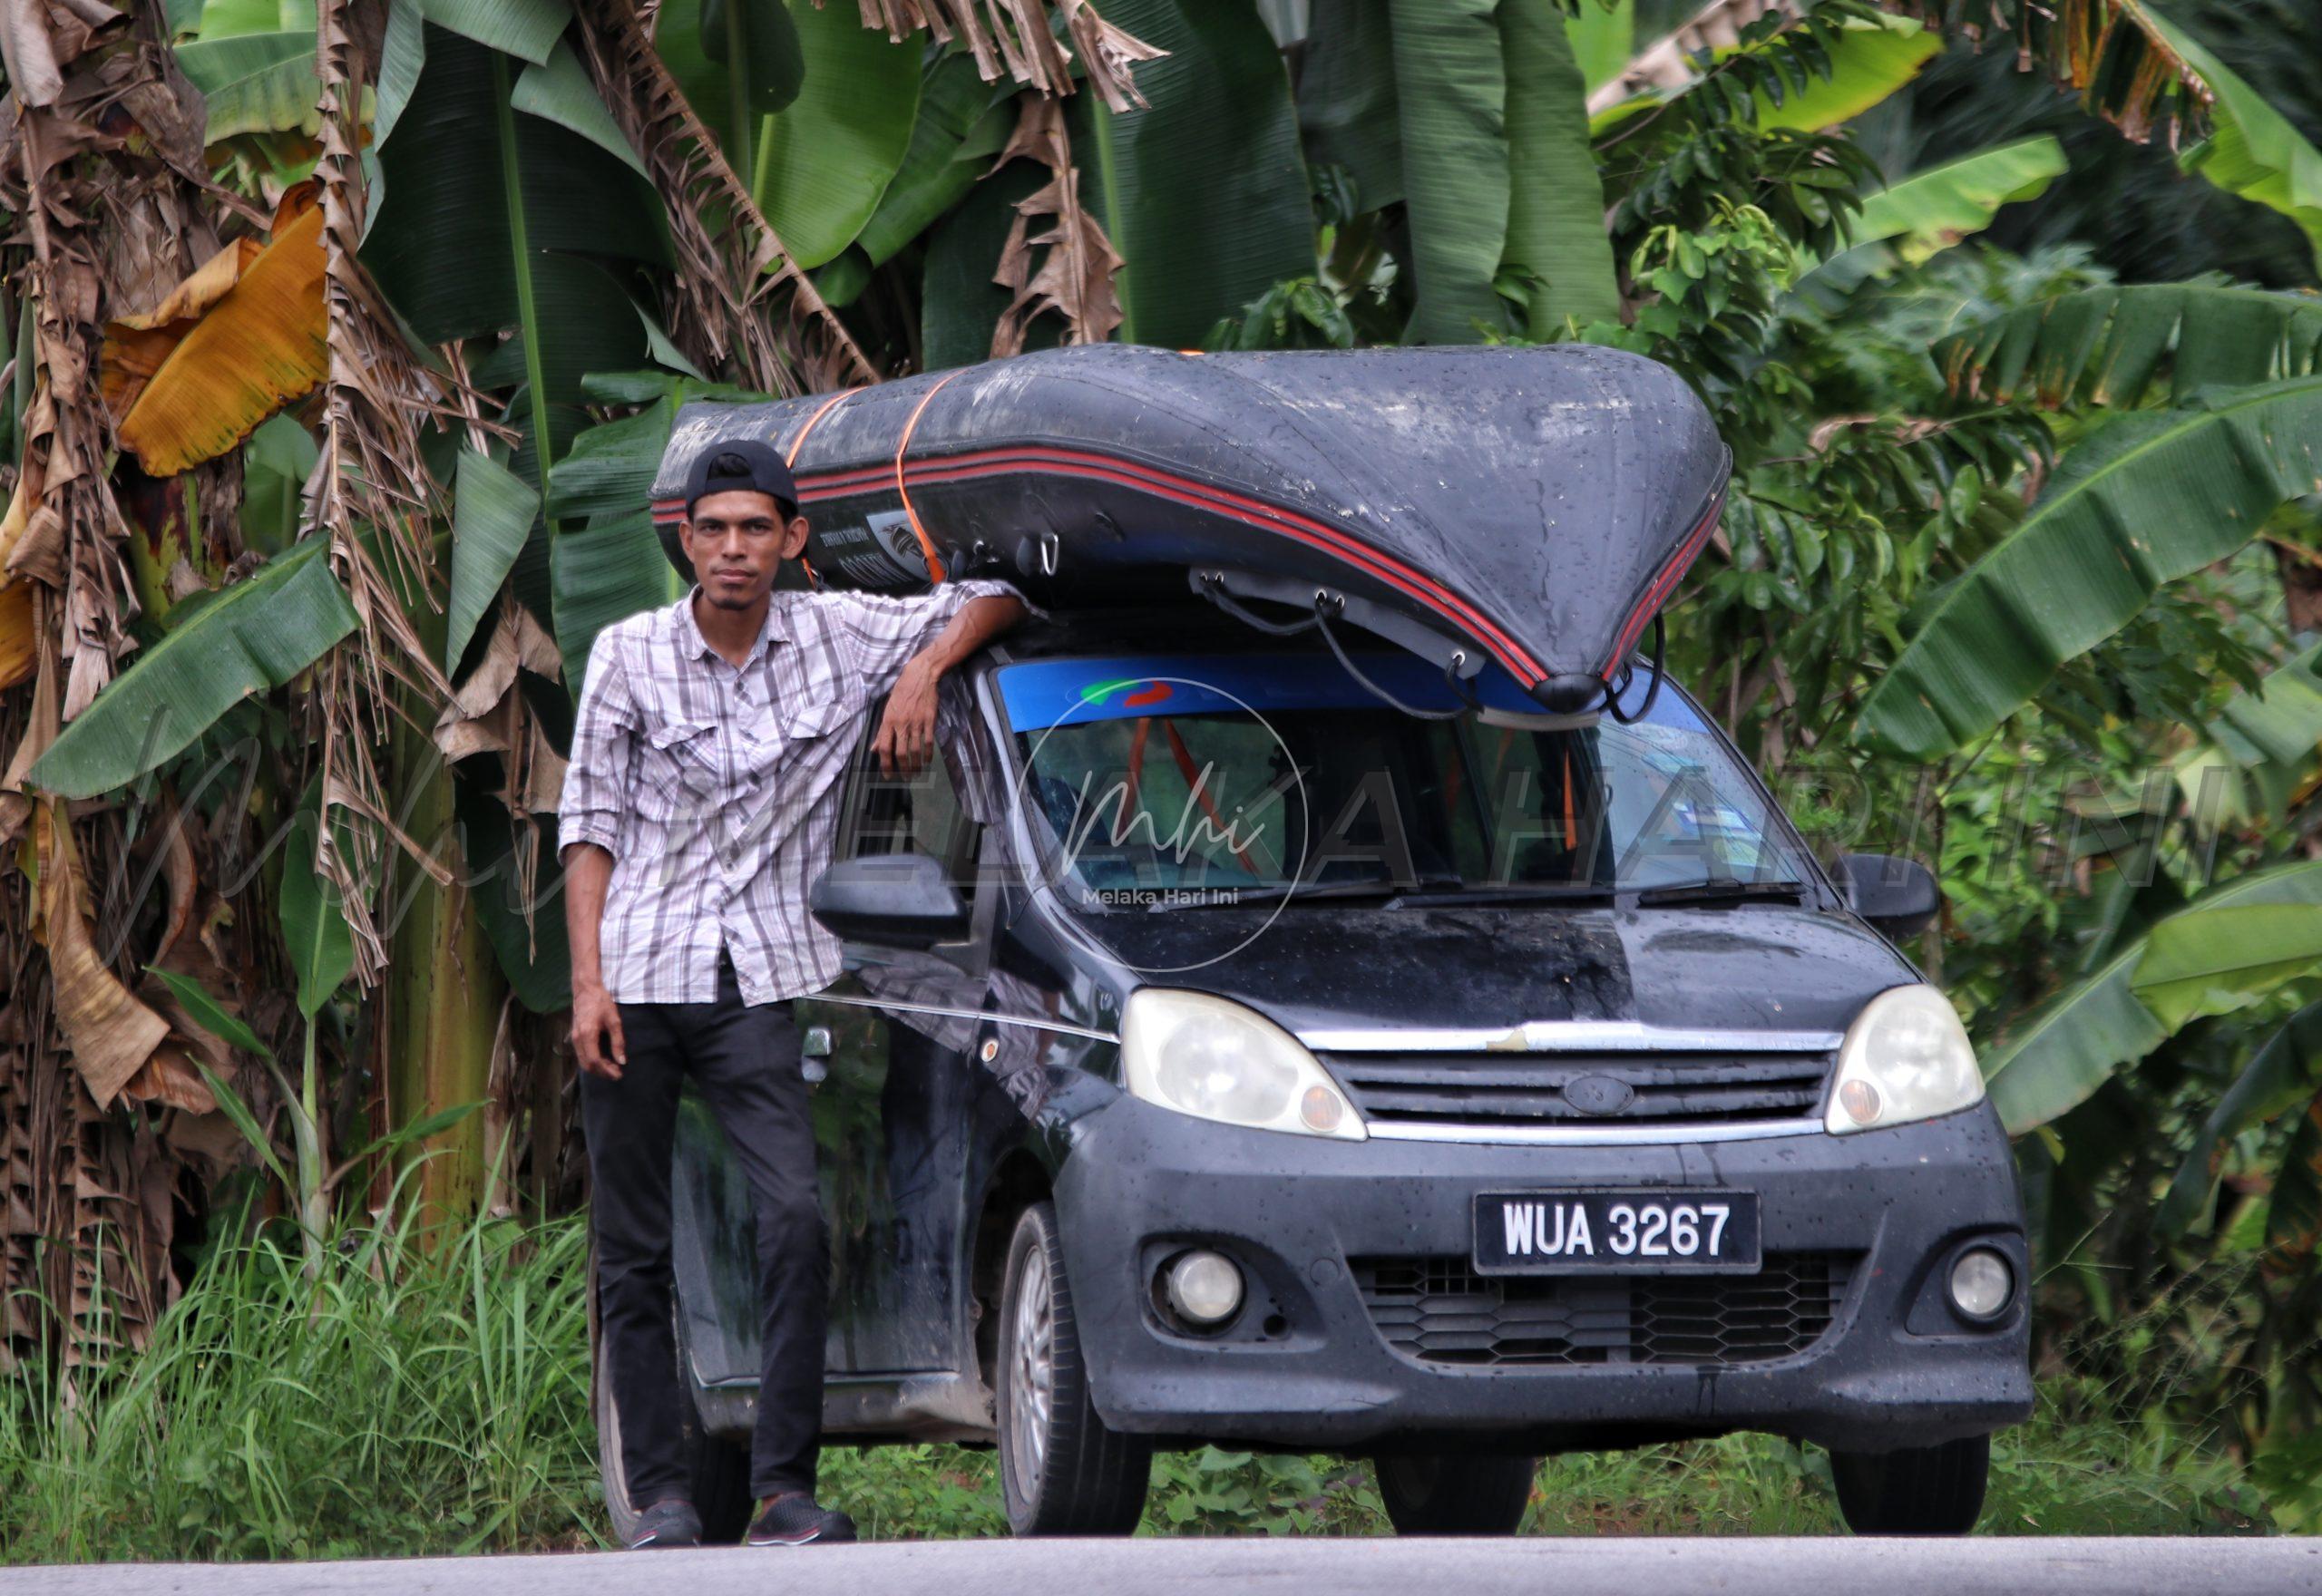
[
  {"xmin": 563, "ymin": 843, "xmax": 625, "ymax": 1079},
  {"xmin": 560, "ymin": 628, "xmax": 639, "ymax": 1078},
  {"xmin": 854, "ymin": 584, "xmax": 1027, "ymax": 775}
]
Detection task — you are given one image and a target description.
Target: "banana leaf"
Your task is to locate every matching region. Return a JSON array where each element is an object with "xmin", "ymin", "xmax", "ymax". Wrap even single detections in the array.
[
  {"xmin": 2177, "ymin": 639, "xmax": 2322, "ymax": 827},
  {"xmin": 278, "ymin": 775, "xmax": 356, "ymax": 1018},
  {"xmin": 2157, "ymin": 1001, "xmax": 2322, "ymax": 1238},
  {"xmin": 1075, "ymin": 0, "xmax": 1317, "ymax": 349},
  {"xmin": 191, "ymin": 0, "xmax": 313, "ymax": 35},
  {"xmin": 418, "ymin": 0, "xmax": 570, "ymax": 66},
  {"xmin": 367, "ymin": 25, "xmax": 669, "ymax": 485},
  {"xmin": 102, "ymin": 199, "xmax": 327, "ymax": 476},
  {"xmin": 29, "ymin": 536, "xmax": 356, "ymax": 800},
  {"xmin": 749, "ymin": 0, "xmax": 919, "ymax": 269},
  {"xmin": 1499, "ymin": 0, "xmax": 1620, "ymax": 332},
  {"xmin": 1566, "ymin": 0, "xmax": 1631, "ymax": 95},
  {"xmin": 1750, "ymin": 15, "xmax": 1937, "ymax": 133},
  {"xmin": 1385, "ymin": 0, "xmax": 1510, "ymax": 344},
  {"xmin": 1985, "ymin": 858, "xmax": 2322, "ymax": 1134},
  {"xmin": 1859, "ymin": 376, "xmax": 2322, "ymax": 758},
  {"xmin": 2133, "ymin": 905, "xmax": 2322, "ymax": 1030},
  {"xmin": 1299, "ymin": 0, "xmax": 1403, "ymax": 210},
  {"xmin": 1938, "ymin": 284, "xmax": 2322, "ymax": 410},
  {"xmin": 240, "ymin": 412, "xmax": 317, "ymax": 557},
  {"xmin": 455, "ymin": 771, "xmax": 571, "ymax": 1013},
  {"xmin": 511, "ymin": 40, "xmax": 650, "ymax": 180},
  {"xmin": 551, "ymin": 511, "xmax": 686, "ymax": 697},
  {"xmin": 172, "ymin": 32, "xmax": 321, "ymax": 140},
  {"xmin": 2268, "ymin": 1066, "xmax": 2322, "ymax": 1260},
  {"xmin": 656, "ymin": 0, "xmax": 804, "ymax": 184},
  {"xmin": 921, "ymin": 159, "xmax": 1051, "ymax": 371},
  {"xmin": 853, "ymin": 52, "xmax": 1015, "ymax": 269},
  {"xmin": 446, "ymin": 449, "xmax": 541, "ymax": 674},
  {"xmin": 2146, "ymin": 11, "xmax": 2322, "ymax": 275},
  {"xmin": 365, "ymin": 27, "xmax": 668, "ymax": 347},
  {"xmin": 1839, "ymin": 137, "xmax": 2068, "ymax": 268}
]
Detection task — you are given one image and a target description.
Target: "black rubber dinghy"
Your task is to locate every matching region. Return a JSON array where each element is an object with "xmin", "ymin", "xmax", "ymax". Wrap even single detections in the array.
[{"xmin": 650, "ymin": 343, "xmax": 1728, "ymax": 712}]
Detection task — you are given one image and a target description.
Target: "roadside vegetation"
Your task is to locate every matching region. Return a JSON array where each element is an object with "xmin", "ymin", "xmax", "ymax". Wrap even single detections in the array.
[
  {"xmin": 0, "ymin": 0, "xmax": 2318, "ymax": 1555},
  {"xmin": 0, "ymin": 1214, "xmax": 2275, "ymax": 1561}
]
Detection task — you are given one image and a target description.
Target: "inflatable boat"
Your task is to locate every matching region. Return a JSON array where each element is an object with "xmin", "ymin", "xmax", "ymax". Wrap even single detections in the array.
[{"xmin": 649, "ymin": 343, "xmax": 1728, "ymax": 712}]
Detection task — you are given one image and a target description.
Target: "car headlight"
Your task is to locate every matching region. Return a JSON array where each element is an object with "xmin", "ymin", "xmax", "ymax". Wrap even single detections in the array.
[
  {"xmin": 1122, "ymin": 989, "xmax": 1366, "ymax": 1140},
  {"xmin": 1825, "ymin": 983, "xmax": 1985, "ymax": 1134}
]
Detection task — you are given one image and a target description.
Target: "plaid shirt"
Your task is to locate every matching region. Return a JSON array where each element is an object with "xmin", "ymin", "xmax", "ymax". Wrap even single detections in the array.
[{"xmin": 559, "ymin": 581, "xmax": 1016, "ymax": 1007}]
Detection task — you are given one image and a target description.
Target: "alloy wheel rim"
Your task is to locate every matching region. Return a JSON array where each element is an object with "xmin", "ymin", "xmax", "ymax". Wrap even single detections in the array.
[{"xmin": 1008, "ymin": 1242, "xmax": 1056, "ymax": 1495}]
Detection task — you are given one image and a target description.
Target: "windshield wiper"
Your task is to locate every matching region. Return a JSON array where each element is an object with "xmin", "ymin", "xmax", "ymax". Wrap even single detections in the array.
[
  {"xmin": 1632, "ymin": 877, "xmax": 1811, "ymax": 908},
  {"xmin": 1390, "ymin": 882, "xmax": 1617, "ymax": 908},
  {"xmin": 1146, "ymin": 874, "xmax": 1459, "ymax": 911}
]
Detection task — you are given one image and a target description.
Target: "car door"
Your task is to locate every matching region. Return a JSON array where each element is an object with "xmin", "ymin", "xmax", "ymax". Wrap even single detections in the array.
[{"xmin": 794, "ymin": 710, "xmax": 990, "ymax": 1377}]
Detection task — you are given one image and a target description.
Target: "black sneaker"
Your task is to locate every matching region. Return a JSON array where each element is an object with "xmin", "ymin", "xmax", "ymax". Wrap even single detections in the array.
[
  {"xmin": 628, "ymin": 1496, "xmax": 703, "ymax": 1550},
  {"xmin": 746, "ymin": 1493, "xmax": 857, "ymax": 1546}
]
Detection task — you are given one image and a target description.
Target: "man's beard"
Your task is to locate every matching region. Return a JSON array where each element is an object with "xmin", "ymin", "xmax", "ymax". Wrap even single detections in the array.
[{"xmin": 699, "ymin": 579, "xmax": 765, "ymax": 610}]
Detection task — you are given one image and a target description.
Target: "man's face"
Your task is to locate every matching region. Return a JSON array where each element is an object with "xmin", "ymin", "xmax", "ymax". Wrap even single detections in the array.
[{"xmin": 679, "ymin": 489, "xmax": 810, "ymax": 611}]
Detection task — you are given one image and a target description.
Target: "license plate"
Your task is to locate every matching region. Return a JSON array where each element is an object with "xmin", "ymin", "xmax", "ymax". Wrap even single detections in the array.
[{"xmin": 1472, "ymin": 1189, "xmax": 1762, "ymax": 1275}]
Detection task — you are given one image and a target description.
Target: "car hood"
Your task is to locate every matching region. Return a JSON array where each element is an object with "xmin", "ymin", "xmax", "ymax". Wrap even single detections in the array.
[{"xmin": 1079, "ymin": 903, "xmax": 1917, "ymax": 1038}]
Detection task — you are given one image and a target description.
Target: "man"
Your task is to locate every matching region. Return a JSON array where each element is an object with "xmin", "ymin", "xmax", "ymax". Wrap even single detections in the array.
[{"xmin": 560, "ymin": 440, "xmax": 1024, "ymax": 1550}]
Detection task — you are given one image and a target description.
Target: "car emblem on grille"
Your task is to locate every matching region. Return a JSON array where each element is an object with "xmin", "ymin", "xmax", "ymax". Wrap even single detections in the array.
[{"xmin": 1562, "ymin": 1074, "xmax": 1635, "ymax": 1115}]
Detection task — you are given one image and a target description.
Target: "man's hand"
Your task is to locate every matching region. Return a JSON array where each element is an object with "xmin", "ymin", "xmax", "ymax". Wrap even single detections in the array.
[
  {"xmin": 571, "ymin": 979, "xmax": 627, "ymax": 1080},
  {"xmin": 873, "ymin": 658, "xmax": 939, "ymax": 777}
]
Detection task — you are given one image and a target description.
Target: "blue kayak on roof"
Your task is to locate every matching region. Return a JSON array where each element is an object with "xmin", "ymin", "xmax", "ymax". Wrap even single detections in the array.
[{"xmin": 649, "ymin": 343, "xmax": 1729, "ymax": 713}]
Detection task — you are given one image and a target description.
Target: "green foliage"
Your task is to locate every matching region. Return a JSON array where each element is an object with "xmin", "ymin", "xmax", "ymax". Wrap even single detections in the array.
[
  {"xmin": 0, "ymin": 1214, "xmax": 598, "ymax": 1562},
  {"xmin": 1075, "ymin": 0, "xmax": 1318, "ymax": 348},
  {"xmin": 0, "ymin": 1214, "xmax": 2271, "ymax": 1558},
  {"xmin": 1860, "ymin": 376, "xmax": 2322, "ymax": 756},
  {"xmin": 749, "ymin": 0, "xmax": 920, "ymax": 269},
  {"xmin": 30, "ymin": 536, "xmax": 356, "ymax": 800},
  {"xmin": 1939, "ymin": 282, "xmax": 2322, "ymax": 409}
]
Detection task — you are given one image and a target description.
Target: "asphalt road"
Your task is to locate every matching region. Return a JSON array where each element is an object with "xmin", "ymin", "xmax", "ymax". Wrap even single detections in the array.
[{"xmin": 12, "ymin": 1537, "xmax": 2318, "ymax": 1596}]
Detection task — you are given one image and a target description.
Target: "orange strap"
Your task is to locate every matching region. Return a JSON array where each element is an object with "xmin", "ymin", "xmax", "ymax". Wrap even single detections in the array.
[
  {"xmin": 1162, "ymin": 719, "xmax": 1258, "ymax": 875},
  {"xmin": 779, "ymin": 389, "xmax": 853, "ymax": 589},
  {"xmin": 1124, "ymin": 716, "xmax": 1151, "ymax": 824},
  {"xmin": 784, "ymin": 389, "xmax": 851, "ymax": 467},
  {"xmin": 893, "ymin": 371, "xmax": 961, "ymax": 584}
]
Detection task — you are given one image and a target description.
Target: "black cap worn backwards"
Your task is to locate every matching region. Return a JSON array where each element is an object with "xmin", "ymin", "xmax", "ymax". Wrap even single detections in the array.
[{"xmin": 682, "ymin": 439, "xmax": 799, "ymax": 521}]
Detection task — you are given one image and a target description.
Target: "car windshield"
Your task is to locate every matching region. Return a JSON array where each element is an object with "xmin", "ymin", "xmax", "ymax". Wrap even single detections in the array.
[{"xmin": 995, "ymin": 651, "xmax": 1815, "ymax": 909}]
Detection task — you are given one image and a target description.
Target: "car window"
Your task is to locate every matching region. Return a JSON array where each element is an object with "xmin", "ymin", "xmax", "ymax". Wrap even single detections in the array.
[
  {"xmin": 995, "ymin": 652, "xmax": 1810, "ymax": 900},
  {"xmin": 844, "ymin": 698, "xmax": 982, "ymax": 889}
]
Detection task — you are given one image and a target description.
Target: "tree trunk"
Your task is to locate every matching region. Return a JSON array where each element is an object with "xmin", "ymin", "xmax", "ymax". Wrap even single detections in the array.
[{"xmin": 382, "ymin": 568, "xmax": 504, "ymax": 1223}]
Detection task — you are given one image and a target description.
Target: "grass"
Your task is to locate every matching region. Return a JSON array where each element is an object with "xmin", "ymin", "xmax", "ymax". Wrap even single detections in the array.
[{"xmin": 0, "ymin": 1213, "xmax": 2278, "ymax": 1562}]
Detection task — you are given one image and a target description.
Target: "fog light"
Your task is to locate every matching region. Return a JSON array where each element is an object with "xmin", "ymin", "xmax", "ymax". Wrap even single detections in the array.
[
  {"xmin": 1164, "ymin": 1250, "xmax": 1244, "ymax": 1327},
  {"xmin": 1300, "ymin": 1085, "xmax": 1345, "ymax": 1134},
  {"xmin": 1948, "ymin": 1246, "xmax": 2015, "ymax": 1321},
  {"xmin": 1838, "ymin": 1078, "xmax": 1881, "ymax": 1126}
]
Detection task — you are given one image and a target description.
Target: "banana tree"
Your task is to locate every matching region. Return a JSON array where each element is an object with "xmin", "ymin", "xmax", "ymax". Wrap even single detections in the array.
[{"xmin": 1860, "ymin": 284, "xmax": 2322, "ymax": 757}]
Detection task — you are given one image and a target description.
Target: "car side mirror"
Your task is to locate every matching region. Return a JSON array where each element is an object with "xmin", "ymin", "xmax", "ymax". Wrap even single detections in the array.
[
  {"xmin": 810, "ymin": 852, "xmax": 971, "ymax": 949},
  {"xmin": 1832, "ymin": 852, "xmax": 1940, "ymax": 941}
]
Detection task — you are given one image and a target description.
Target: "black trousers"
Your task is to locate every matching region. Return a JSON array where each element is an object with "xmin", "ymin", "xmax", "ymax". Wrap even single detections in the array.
[{"xmin": 583, "ymin": 957, "xmax": 828, "ymax": 1504}]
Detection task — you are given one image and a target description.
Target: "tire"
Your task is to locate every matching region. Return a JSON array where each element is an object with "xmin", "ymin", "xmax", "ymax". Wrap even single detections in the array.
[
  {"xmin": 1829, "ymin": 1434, "xmax": 1990, "ymax": 1535},
  {"xmin": 590, "ymin": 1241, "xmax": 754, "ymax": 1546},
  {"xmin": 1376, "ymin": 1453, "xmax": 1537, "ymax": 1535},
  {"xmin": 996, "ymin": 1201, "xmax": 1153, "ymax": 1535}
]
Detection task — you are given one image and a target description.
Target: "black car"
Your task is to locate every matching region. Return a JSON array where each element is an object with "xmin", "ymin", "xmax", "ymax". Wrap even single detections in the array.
[{"xmin": 589, "ymin": 609, "xmax": 2032, "ymax": 1542}]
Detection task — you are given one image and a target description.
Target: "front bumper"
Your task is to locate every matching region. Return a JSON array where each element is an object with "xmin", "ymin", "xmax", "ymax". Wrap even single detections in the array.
[{"xmin": 1052, "ymin": 1096, "xmax": 2033, "ymax": 1455}]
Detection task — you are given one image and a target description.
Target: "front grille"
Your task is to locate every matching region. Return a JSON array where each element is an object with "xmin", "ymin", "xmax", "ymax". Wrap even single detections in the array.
[
  {"xmin": 1319, "ymin": 1048, "xmax": 1834, "ymax": 1130},
  {"xmin": 1351, "ymin": 1253, "xmax": 1856, "ymax": 1367}
]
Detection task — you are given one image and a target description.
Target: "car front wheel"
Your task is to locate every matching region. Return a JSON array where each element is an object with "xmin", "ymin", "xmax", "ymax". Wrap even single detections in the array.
[
  {"xmin": 1829, "ymin": 1434, "xmax": 1990, "ymax": 1535},
  {"xmin": 1376, "ymin": 1453, "xmax": 1537, "ymax": 1535},
  {"xmin": 997, "ymin": 1201, "xmax": 1152, "ymax": 1535}
]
